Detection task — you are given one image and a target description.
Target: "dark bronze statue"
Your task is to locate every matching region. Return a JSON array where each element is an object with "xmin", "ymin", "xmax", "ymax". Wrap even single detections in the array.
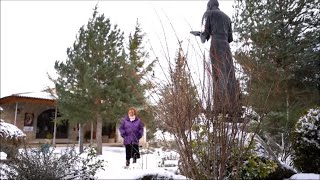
[{"xmin": 192, "ymin": 0, "xmax": 240, "ymax": 116}]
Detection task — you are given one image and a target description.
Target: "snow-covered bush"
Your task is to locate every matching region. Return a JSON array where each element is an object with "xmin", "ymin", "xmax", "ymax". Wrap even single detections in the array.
[
  {"xmin": 0, "ymin": 119, "xmax": 26, "ymax": 159},
  {"xmin": 0, "ymin": 144, "xmax": 105, "ymax": 179},
  {"xmin": 222, "ymin": 134, "xmax": 278, "ymax": 180},
  {"xmin": 292, "ymin": 107, "xmax": 320, "ymax": 173},
  {"xmin": 0, "ymin": 119, "xmax": 26, "ymax": 139}
]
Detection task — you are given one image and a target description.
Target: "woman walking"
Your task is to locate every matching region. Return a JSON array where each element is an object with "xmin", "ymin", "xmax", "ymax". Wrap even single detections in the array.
[{"xmin": 119, "ymin": 107, "xmax": 144, "ymax": 167}]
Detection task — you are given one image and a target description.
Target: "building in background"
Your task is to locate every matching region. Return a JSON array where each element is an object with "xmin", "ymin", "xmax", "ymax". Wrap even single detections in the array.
[{"xmin": 0, "ymin": 90, "xmax": 147, "ymax": 147}]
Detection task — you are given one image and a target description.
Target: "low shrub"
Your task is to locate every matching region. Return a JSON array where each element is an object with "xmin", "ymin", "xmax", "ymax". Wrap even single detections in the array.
[
  {"xmin": 292, "ymin": 107, "xmax": 320, "ymax": 173},
  {"xmin": 227, "ymin": 140, "xmax": 278, "ymax": 180},
  {"xmin": 0, "ymin": 144, "xmax": 105, "ymax": 179}
]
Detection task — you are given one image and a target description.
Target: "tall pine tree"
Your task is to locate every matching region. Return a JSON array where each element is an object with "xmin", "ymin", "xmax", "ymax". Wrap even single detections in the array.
[
  {"xmin": 54, "ymin": 7, "xmax": 126, "ymax": 154},
  {"xmin": 54, "ymin": 9, "xmax": 155, "ymax": 154},
  {"xmin": 233, "ymin": 0, "xmax": 319, "ymax": 156},
  {"xmin": 114, "ymin": 20, "xmax": 156, "ymax": 125}
]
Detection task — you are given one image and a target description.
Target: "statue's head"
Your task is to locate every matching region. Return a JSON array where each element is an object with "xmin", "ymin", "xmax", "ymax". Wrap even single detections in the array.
[
  {"xmin": 207, "ymin": 0, "xmax": 219, "ymax": 10},
  {"xmin": 202, "ymin": 0, "xmax": 220, "ymax": 26}
]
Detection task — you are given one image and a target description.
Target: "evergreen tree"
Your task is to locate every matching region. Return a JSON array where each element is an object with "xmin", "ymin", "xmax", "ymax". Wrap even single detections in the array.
[
  {"xmin": 116, "ymin": 20, "xmax": 156, "ymax": 126},
  {"xmin": 54, "ymin": 7, "xmax": 126, "ymax": 155},
  {"xmin": 101, "ymin": 20, "xmax": 157, "ymax": 140},
  {"xmin": 233, "ymin": 0, "xmax": 319, "ymax": 157},
  {"xmin": 54, "ymin": 10, "xmax": 155, "ymax": 154}
]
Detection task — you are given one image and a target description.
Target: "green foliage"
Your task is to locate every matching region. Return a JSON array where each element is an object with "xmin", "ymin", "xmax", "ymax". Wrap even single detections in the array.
[
  {"xmin": 188, "ymin": 122, "xmax": 278, "ymax": 180},
  {"xmin": 121, "ymin": 20, "xmax": 156, "ymax": 126},
  {"xmin": 46, "ymin": 133, "xmax": 53, "ymax": 139},
  {"xmin": 0, "ymin": 144, "xmax": 105, "ymax": 179},
  {"xmin": 54, "ymin": 6, "xmax": 126, "ymax": 124},
  {"xmin": 139, "ymin": 107, "xmax": 157, "ymax": 139},
  {"xmin": 53, "ymin": 8, "xmax": 154, "ymax": 126},
  {"xmin": 292, "ymin": 107, "xmax": 320, "ymax": 173},
  {"xmin": 227, "ymin": 140, "xmax": 278, "ymax": 180},
  {"xmin": 239, "ymin": 153, "xmax": 278, "ymax": 179},
  {"xmin": 53, "ymin": 7, "xmax": 155, "ymax": 155},
  {"xmin": 233, "ymin": 0, "xmax": 319, "ymax": 149}
]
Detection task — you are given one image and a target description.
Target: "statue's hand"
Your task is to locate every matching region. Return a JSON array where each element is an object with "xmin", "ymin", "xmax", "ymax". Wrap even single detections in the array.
[
  {"xmin": 190, "ymin": 31, "xmax": 201, "ymax": 36},
  {"xmin": 190, "ymin": 31, "xmax": 208, "ymax": 43},
  {"xmin": 200, "ymin": 33, "xmax": 207, "ymax": 43}
]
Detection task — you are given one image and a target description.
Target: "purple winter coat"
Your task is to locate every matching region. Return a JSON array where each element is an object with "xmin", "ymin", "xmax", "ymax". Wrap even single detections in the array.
[{"xmin": 119, "ymin": 116, "xmax": 144, "ymax": 145}]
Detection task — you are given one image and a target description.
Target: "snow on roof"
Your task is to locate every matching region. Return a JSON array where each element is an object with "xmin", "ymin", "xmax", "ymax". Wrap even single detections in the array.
[
  {"xmin": 0, "ymin": 119, "xmax": 26, "ymax": 139},
  {"xmin": 12, "ymin": 91, "xmax": 57, "ymax": 100}
]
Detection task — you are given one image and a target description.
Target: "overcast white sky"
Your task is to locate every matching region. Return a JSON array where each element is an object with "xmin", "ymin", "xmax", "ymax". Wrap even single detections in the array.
[{"xmin": 1, "ymin": 1, "xmax": 234, "ymax": 98}]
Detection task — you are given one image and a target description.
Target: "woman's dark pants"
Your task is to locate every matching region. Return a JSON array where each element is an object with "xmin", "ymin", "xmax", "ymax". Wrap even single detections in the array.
[{"xmin": 125, "ymin": 144, "xmax": 140, "ymax": 165}]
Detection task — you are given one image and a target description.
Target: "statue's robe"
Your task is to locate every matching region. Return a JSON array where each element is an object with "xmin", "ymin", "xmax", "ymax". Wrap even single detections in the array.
[{"xmin": 201, "ymin": 0, "xmax": 240, "ymax": 115}]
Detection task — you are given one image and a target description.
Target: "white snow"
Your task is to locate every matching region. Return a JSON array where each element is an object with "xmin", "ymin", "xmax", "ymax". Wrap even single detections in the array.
[
  {"xmin": 1, "ymin": 109, "xmax": 319, "ymax": 179},
  {"xmin": 280, "ymin": 161, "xmax": 296, "ymax": 174},
  {"xmin": 0, "ymin": 152, "xmax": 7, "ymax": 160},
  {"xmin": 0, "ymin": 125, "xmax": 320, "ymax": 179},
  {"xmin": 0, "ymin": 119, "xmax": 26, "ymax": 139},
  {"xmin": 11, "ymin": 91, "xmax": 57, "ymax": 100},
  {"xmin": 289, "ymin": 173, "xmax": 320, "ymax": 180},
  {"xmin": 154, "ymin": 129, "xmax": 176, "ymax": 141},
  {"xmin": 0, "ymin": 146, "xmax": 186, "ymax": 180},
  {"xmin": 295, "ymin": 108, "xmax": 320, "ymax": 148},
  {"xmin": 2, "ymin": 145, "xmax": 319, "ymax": 180},
  {"xmin": 93, "ymin": 146, "xmax": 185, "ymax": 179}
]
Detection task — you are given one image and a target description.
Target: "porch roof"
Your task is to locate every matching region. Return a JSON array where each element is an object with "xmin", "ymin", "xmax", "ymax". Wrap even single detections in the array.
[{"xmin": 0, "ymin": 92, "xmax": 57, "ymax": 105}]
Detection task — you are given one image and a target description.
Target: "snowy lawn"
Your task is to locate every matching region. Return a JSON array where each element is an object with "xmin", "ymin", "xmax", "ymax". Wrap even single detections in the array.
[
  {"xmin": 93, "ymin": 146, "xmax": 185, "ymax": 179},
  {"xmin": 1, "ymin": 145, "xmax": 186, "ymax": 180},
  {"xmin": 1, "ymin": 145, "xmax": 320, "ymax": 179}
]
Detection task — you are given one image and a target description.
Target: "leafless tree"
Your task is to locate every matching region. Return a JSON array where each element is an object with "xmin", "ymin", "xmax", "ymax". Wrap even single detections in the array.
[{"xmin": 155, "ymin": 43, "xmax": 257, "ymax": 179}]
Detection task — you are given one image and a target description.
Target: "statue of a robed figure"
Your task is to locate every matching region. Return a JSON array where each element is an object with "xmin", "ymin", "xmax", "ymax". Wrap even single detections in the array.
[{"xmin": 191, "ymin": 0, "xmax": 241, "ymax": 117}]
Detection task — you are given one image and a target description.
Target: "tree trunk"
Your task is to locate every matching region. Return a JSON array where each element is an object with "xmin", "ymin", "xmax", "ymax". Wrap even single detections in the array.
[
  {"xmin": 90, "ymin": 121, "xmax": 94, "ymax": 145},
  {"xmin": 79, "ymin": 123, "xmax": 84, "ymax": 153},
  {"xmin": 96, "ymin": 113, "xmax": 103, "ymax": 155},
  {"xmin": 52, "ymin": 106, "xmax": 58, "ymax": 146}
]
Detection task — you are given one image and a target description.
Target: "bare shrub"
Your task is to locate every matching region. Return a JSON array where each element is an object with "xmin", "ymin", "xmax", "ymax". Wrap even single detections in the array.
[{"xmin": 154, "ymin": 44, "xmax": 268, "ymax": 179}]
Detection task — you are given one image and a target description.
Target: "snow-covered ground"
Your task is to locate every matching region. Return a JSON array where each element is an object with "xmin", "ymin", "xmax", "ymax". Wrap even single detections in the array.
[
  {"xmin": 288, "ymin": 173, "xmax": 320, "ymax": 180},
  {"xmin": 1, "ymin": 120, "xmax": 319, "ymax": 179},
  {"xmin": 93, "ymin": 146, "xmax": 184, "ymax": 179},
  {"xmin": 0, "ymin": 145, "xmax": 185, "ymax": 179},
  {"xmin": 1, "ymin": 145, "xmax": 320, "ymax": 179}
]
